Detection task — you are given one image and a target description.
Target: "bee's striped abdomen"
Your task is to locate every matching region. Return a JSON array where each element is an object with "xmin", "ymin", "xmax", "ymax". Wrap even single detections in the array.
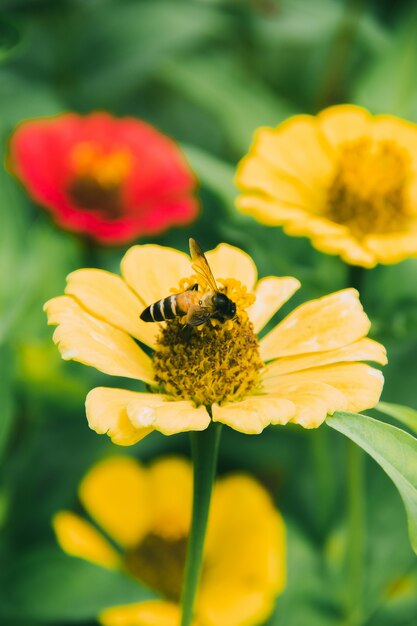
[{"xmin": 140, "ymin": 295, "xmax": 177, "ymax": 322}]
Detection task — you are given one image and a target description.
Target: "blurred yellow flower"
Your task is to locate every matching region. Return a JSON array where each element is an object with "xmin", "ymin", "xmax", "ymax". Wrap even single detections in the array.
[
  {"xmin": 236, "ymin": 104, "xmax": 417, "ymax": 268},
  {"xmin": 44, "ymin": 241, "xmax": 386, "ymax": 440},
  {"xmin": 53, "ymin": 456, "xmax": 286, "ymax": 626}
]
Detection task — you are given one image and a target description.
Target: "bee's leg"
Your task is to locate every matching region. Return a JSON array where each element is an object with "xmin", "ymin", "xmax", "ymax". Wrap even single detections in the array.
[
  {"xmin": 181, "ymin": 325, "xmax": 193, "ymax": 342},
  {"xmin": 184, "ymin": 304, "xmax": 199, "ymax": 325},
  {"xmin": 187, "ymin": 283, "xmax": 199, "ymax": 292}
]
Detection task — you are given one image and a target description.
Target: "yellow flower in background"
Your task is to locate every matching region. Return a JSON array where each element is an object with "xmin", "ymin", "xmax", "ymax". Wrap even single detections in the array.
[
  {"xmin": 44, "ymin": 240, "xmax": 386, "ymax": 440},
  {"xmin": 236, "ymin": 104, "xmax": 417, "ymax": 268},
  {"xmin": 53, "ymin": 456, "xmax": 286, "ymax": 626}
]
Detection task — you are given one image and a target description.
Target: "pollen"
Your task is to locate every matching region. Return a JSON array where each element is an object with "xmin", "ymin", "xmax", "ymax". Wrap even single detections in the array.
[
  {"xmin": 325, "ymin": 138, "xmax": 411, "ymax": 237},
  {"xmin": 71, "ymin": 142, "xmax": 133, "ymax": 188},
  {"xmin": 153, "ymin": 278, "xmax": 262, "ymax": 407},
  {"xmin": 68, "ymin": 143, "xmax": 133, "ymax": 218}
]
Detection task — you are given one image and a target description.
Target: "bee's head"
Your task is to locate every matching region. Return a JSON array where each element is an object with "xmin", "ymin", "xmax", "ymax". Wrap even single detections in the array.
[{"xmin": 213, "ymin": 293, "xmax": 236, "ymax": 320}]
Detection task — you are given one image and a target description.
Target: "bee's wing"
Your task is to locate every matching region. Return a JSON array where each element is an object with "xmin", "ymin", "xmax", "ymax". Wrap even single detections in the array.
[
  {"xmin": 187, "ymin": 306, "xmax": 213, "ymax": 327},
  {"xmin": 189, "ymin": 238, "xmax": 218, "ymax": 293}
]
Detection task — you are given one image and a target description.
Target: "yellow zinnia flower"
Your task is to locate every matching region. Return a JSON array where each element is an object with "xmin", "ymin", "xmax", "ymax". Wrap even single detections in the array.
[
  {"xmin": 236, "ymin": 104, "xmax": 417, "ymax": 268},
  {"xmin": 44, "ymin": 240, "xmax": 386, "ymax": 440},
  {"xmin": 53, "ymin": 455, "xmax": 286, "ymax": 626}
]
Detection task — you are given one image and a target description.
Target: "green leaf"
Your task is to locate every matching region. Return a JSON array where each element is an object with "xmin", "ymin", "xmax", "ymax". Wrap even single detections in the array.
[
  {"xmin": 0, "ymin": 345, "xmax": 14, "ymax": 461},
  {"xmin": 0, "ymin": 164, "xmax": 28, "ymax": 313},
  {"xmin": 376, "ymin": 402, "xmax": 417, "ymax": 436},
  {"xmin": 327, "ymin": 412, "xmax": 417, "ymax": 555},
  {"xmin": 0, "ymin": 71, "xmax": 64, "ymax": 132},
  {"xmin": 162, "ymin": 53, "xmax": 294, "ymax": 154},
  {"xmin": 0, "ymin": 217, "xmax": 81, "ymax": 346},
  {"xmin": 353, "ymin": 8, "xmax": 417, "ymax": 119},
  {"xmin": 0, "ymin": 17, "xmax": 20, "ymax": 62},
  {"xmin": 0, "ymin": 548, "xmax": 157, "ymax": 622},
  {"xmin": 252, "ymin": 0, "xmax": 344, "ymax": 49},
  {"xmin": 74, "ymin": 0, "xmax": 228, "ymax": 106},
  {"xmin": 181, "ymin": 143, "xmax": 236, "ymax": 208}
]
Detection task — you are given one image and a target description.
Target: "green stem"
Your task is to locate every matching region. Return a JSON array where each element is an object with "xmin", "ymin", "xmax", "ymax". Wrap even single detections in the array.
[
  {"xmin": 315, "ymin": 0, "xmax": 364, "ymax": 109},
  {"xmin": 180, "ymin": 422, "xmax": 222, "ymax": 626},
  {"xmin": 310, "ymin": 427, "xmax": 334, "ymax": 537},
  {"xmin": 347, "ymin": 264, "xmax": 366, "ymax": 294},
  {"xmin": 346, "ymin": 441, "xmax": 365, "ymax": 626},
  {"xmin": 78, "ymin": 235, "xmax": 102, "ymax": 269},
  {"xmin": 346, "ymin": 264, "xmax": 366, "ymax": 625}
]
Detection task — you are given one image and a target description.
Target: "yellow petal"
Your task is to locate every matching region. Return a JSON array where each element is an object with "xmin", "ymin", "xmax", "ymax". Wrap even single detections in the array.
[
  {"xmin": 147, "ymin": 457, "xmax": 192, "ymax": 540},
  {"xmin": 99, "ymin": 601, "xmax": 180, "ymax": 626},
  {"xmin": 236, "ymin": 193, "xmax": 308, "ymax": 226},
  {"xmin": 206, "ymin": 475, "xmax": 286, "ymax": 592},
  {"xmin": 86, "ymin": 387, "xmax": 156, "ymax": 446},
  {"xmin": 52, "ymin": 511, "xmax": 120, "ymax": 569},
  {"xmin": 236, "ymin": 155, "xmax": 311, "ymax": 207},
  {"xmin": 198, "ymin": 584, "xmax": 275, "ymax": 626},
  {"xmin": 212, "ymin": 395, "xmax": 295, "ymax": 434},
  {"xmin": 205, "ymin": 243, "xmax": 257, "ymax": 291},
  {"xmin": 65, "ymin": 269, "xmax": 158, "ymax": 349},
  {"xmin": 263, "ymin": 337, "xmax": 387, "ymax": 378},
  {"xmin": 249, "ymin": 116, "xmax": 334, "ymax": 188},
  {"xmin": 236, "ymin": 116, "xmax": 337, "ymax": 231},
  {"xmin": 364, "ymin": 231, "xmax": 417, "ymax": 265},
  {"xmin": 247, "ymin": 276, "xmax": 301, "ymax": 333},
  {"xmin": 237, "ymin": 191, "xmax": 347, "ymax": 235},
  {"xmin": 318, "ymin": 104, "xmax": 372, "ymax": 151},
  {"xmin": 79, "ymin": 456, "xmax": 150, "ymax": 549},
  {"xmin": 260, "ymin": 289, "xmax": 370, "ymax": 362},
  {"xmin": 86, "ymin": 388, "xmax": 210, "ymax": 443},
  {"xmin": 127, "ymin": 397, "xmax": 211, "ymax": 436},
  {"xmin": 265, "ymin": 363, "xmax": 384, "ymax": 417},
  {"xmin": 44, "ymin": 296, "xmax": 154, "ymax": 384},
  {"xmin": 372, "ymin": 115, "xmax": 417, "ymax": 155},
  {"xmin": 283, "ymin": 214, "xmax": 348, "ymax": 237},
  {"xmin": 200, "ymin": 475, "xmax": 285, "ymax": 626},
  {"xmin": 262, "ymin": 380, "xmax": 348, "ymax": 428},
  {"xmin": 121, "ymin": 244, "xmax": 191, "ymax": 307},
  {"xmin": 310, "ymin": 233, "xmax": 377, "ymax": 268}
]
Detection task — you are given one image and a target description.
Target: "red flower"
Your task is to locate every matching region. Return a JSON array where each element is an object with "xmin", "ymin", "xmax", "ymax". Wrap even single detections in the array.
[{"xmin": 9, "ymin": 112, "xmax": 199, "ymax": 244}]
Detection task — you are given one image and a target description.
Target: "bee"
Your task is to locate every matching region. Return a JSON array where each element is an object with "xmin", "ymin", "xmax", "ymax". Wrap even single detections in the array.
[{"xmin": 140, "ymin": 238, "xmax": 236, "ymax": 326}]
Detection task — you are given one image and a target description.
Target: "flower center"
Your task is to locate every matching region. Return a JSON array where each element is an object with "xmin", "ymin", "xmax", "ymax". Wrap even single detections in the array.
[
  {"xmin": 125, "ymin": 532, "xmax": 187, "ymax": 601},
  {"xmin": 325, "ymin": 138, "xmax": 411, "ymax": 237},
  {"xmin": 153, "ymin": 278, "xmax": 262, "ymax": 407},
  {"xmin": 68, "ymin": 142, "xmax": 132, "ymax": 219}
]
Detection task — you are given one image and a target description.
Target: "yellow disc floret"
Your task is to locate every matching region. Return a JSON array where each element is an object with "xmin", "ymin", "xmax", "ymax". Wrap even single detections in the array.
[
  {"xmin": 325, "ymin": 138, "xmax": 411, "ymax": 237},
  {"xmin": 153, "ymin": 278, "xmax": 262, "ymax": 407},
  {"xmin": 68, "ymin": 142, "xmax": 133, "ymax": 218},
  {"xmin": 125, "ymin": 533, "xmax": 187, "ymax": 601},
  {"xmin": 71, "ymin": 142, "xmax": 133, "ymax": 188}
]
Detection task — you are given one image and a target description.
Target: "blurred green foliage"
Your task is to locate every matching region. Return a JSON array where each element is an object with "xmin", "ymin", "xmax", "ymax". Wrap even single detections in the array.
[{"xmin": 0, "ymin": 0, "xmax": 417, "ymax": 624}]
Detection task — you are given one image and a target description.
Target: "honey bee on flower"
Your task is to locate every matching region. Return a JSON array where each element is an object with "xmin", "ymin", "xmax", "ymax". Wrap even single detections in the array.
[
  {"xmin": 44, "ymin": 240, "xmax": 386, "ymax": 441},
  {"xmin": 140, "ymin": 239, "xmax": 236, "ymax": 326}
]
